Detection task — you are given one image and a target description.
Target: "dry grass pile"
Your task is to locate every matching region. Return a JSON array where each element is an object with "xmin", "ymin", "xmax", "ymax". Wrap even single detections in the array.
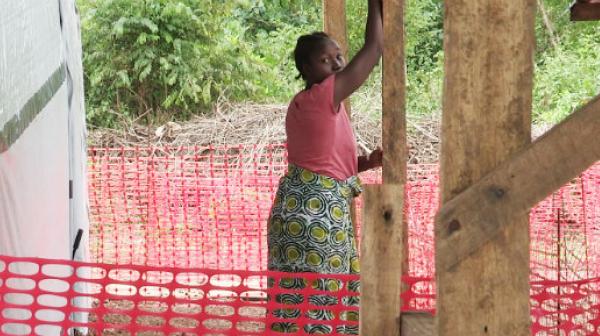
[{"xmin": 88, "ymin": 102, "xmax": 443, "ymax": 163}]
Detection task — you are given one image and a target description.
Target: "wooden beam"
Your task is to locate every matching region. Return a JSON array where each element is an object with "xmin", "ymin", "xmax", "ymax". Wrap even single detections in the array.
[
  {"xmin": 383, "ymin": 0, "xmax": 407, "ymax": 185},
  {"xmin": 571, "ymin": 1, "xmax": 600, "ymax": 21},
  {"xmin": 322, "ymin": 0, "xmax": 352, "ymax": 115},
  {"xmin": 401, "ymin": 312, "xmax": 434, "ymax": 336},
  {"xmin": 323, "ymin": 0, "xmax": 349, "ymax": 58},
  {"xmin": 381, "ymin": 2, "xmax": 410, "ymax": 335},
  {"xmin": 437, "ymin": 0, "xmax": 536, "ymax": 335},
  {"xmin": 360, "ymin": 184, "xmax": 404, "ymax": 336},
  {"xmin": 436, "ymin": 93, "xmax": 600, "ymax": 271}
]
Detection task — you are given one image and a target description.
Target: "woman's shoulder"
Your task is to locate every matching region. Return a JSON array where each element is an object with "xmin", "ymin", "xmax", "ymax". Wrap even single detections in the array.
[
  {"xmin": 310, "ymin": 75, "xmax": 336, "ymax": 92},
  {"xmin": 293, "ymin": 75, "xmax": 336, "ymax": 108}
]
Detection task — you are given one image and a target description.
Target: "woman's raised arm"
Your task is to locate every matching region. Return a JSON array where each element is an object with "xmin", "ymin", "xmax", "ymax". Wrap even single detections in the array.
[{"xmin": 333, "ymin": 0, "xmax": 383, "ymax": 107}]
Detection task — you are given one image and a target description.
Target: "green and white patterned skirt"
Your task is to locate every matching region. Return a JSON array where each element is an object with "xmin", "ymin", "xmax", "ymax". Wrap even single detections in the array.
[{"xmin": 267, "ymin": 164, "xmax": 361, "ymax": 334}]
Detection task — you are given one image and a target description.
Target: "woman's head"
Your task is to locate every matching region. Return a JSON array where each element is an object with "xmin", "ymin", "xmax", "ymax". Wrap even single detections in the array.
[{"xmin": 294, "ymin": 32, "xmax": 346, "ymax": 86}]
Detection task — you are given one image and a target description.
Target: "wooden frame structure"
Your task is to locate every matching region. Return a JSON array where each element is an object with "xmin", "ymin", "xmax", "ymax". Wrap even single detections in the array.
[{"xmin": 322, "ymin": 0, "xmax": 600, "ymax": 335}]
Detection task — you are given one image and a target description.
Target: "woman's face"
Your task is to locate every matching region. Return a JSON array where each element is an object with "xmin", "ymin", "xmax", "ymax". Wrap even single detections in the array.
[{"xmin": 303, "ymin": 39, "xmax": 346, "ymax": 85}]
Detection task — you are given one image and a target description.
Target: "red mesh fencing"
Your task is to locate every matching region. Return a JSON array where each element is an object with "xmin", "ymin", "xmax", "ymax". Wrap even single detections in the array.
[
  {"xmin": 0, "ymin": 256, "xmax": 365, "ymax": 335},
  {"xmin": 1, "ymin": 256, "xmax": 599, "ymax": 335},
  {"xmin": 87, "ymin": 145, "xmax": 440, "ymax": 277},
  {"xmin": 1, "ymin": 144, "xmax": 599, "ymax": 334}
]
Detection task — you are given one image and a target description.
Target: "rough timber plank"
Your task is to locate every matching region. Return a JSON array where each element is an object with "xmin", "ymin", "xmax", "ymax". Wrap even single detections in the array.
[
  {"xmin": 402, "ymin": 312, "xmax": 435, "ymax": 336},
  {"xmin": 381, "ymin": 1, "xmax": 410, "ymax": 331},
  {"xmin": 323, "ymin": 0, "xmax": 349, "ymax": 58},
  {"xmin": 436, "ymin": 94, "xmax": 600, "ymax": 271},
  {"xmin": 322, "ymin": 0, "xmax": 353, "ymax": 116},
  {"xmin": 360, "ymin": 184, "xmax": 404, "ymax": 336},
  {"xmin": 383, "ymin": 0, "xmax": 407, "ymax": 185},
  {"xmin": 571, "ymin": 1, "xmax": 600, "ymax": 21},
  {"xmin": 437, "ymin": 0, "xmax": 536, "ymax": 335}
]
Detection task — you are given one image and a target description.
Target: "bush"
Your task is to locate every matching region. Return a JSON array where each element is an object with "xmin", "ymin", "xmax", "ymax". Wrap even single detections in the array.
[
  {"xmin": 81, "ymin": 0, "xmax": 225, "ymax": 126},
  {"xmin": 80, "ymin": 0, "xmax": 320, "ymax": 127},
  {"xmin": 79, "ymin": 0, "xmax": 599, "ymax": 128}
]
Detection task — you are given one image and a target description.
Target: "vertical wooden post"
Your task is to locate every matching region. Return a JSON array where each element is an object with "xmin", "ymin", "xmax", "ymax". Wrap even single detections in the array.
[
  {"xmin": 323, "ymin": 0, "xmax": 349, "ymax": 59},
  {"xmin": 360, "ymin": 184, "xmax": 404, "ymax": 335},
  {"xmin": 361, "ymin": 1, "xmax": 407, "ymax": 335},
  {"xmin": 322, "ymin": 0, "xmax": 359, "ymax": 243},
  {"xmin": 383, "ymin": 1, "xmax": 407, "ymax": 184},
  {"xmin": 324, "ymin": 1, "xmax": 408, "ymax": 334},
  {"xmin": 323, "ymin": 0, "xmax": 352, "ymax": 115},
  {"xmin": 437, "ymin": 0, "xmax": 536, "ymax": 335},
  {"xmin": 382, "ymin": 0, "xmax": 410, "ymax": 333}
]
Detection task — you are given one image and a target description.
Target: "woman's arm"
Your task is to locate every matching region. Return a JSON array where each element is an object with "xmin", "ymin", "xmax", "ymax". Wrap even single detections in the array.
[{"xmin": 334, "ymin": 0, "xmax": 383, "ymax": 107}]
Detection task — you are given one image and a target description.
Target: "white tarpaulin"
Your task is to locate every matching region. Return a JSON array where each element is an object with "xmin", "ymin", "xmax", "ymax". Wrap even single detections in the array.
[{"xmin": 0, "ymin": 0, "xmax": 89, "ymax": 334}]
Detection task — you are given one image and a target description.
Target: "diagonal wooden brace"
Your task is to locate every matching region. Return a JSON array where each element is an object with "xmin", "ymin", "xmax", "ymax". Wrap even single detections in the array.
[{"xmin": 436, "ymin": 94, "xmax": 600, "ymax": 271}]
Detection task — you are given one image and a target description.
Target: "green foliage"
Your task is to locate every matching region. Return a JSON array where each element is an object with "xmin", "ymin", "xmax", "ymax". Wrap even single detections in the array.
[
  {"xmin": 348, "ymin": 0, "xmax": 444, "ymax": 117},
  {"xmin": 80, "ymin": 0, "xmax": 320, "ymax": 127},
  {"xmin": 79, "ymin": 0, "xmax": 599, "ymax": 128},
  {"xmin": 533, "ymin": 1, "xmax": 600, "ymax": 123},
  {"xmin": 404, "ymin": 0, "xmax": 444, "ymax": 116},
  {"xmin": 229, "ymin": 0, "xmax": 321, "ymax": 99},
  {"xmin": 81, "ymin": 0, "xmax": 224, "ymax": 126}
]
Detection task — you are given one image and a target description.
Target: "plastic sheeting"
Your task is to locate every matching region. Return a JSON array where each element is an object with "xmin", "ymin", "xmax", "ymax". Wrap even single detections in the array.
[{"xmin": 0, "ymin": 0, "xmax": 88, "ymax": 334}]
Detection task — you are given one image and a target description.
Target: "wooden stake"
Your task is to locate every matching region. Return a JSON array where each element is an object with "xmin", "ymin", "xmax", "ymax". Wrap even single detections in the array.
[
  {"xmin": 360, "ymin": 184, "xmax": 404, "ymax": 336},
  {"xmin": 437, "ymin": 0, "xmax": 536, "ymax": 335},
  {"xmin": 323, "ymin": 0, "xmax": 349, "ymax": 59},
  {"xmin": 383, "ymin": 0, "xmax": 407, "ymax": 185},
  {"xmin": 382, "ymin": 1, "xmax": 410, "ymax": 333},
  {"xmin": 323, "ymin": 0, "xmax": 354, "ymax": 118},
  {"xmin": 402, "ymin": 312, "xmax": 435, "ymax": 336}
]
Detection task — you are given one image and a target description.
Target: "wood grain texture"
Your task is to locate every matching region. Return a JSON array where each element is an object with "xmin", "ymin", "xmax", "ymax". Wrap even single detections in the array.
[
  {"xmin": 360, "ymin": 184, "xmax": 404, "ymax": 336},
  {"xmin": 383, "ymin": 0, "xmax": 407, "ymax": 185},
  {"xmin": 322, "ymin": 0, "xmax": 352, "ymax": 116},
  {"xmin": 437, "ymin": 0, "xmax": 536, "ymax": 335},
  {"xmin": 401, "ymin": 312, "xmax": 435, "ymax": 336},
  {"xmin": 436, "ymin": 94, "xmax": 600, "ymax": 271},
  {"xmin": 323, "ymin": 0, "xmax": 349, "ymax": 57},
  {"xmin": 382, "ymin": 1, "xmax": 410, "ymax": 326}
]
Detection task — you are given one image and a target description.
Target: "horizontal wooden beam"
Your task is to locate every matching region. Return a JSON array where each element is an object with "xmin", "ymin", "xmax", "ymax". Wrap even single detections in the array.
[
  {"xmin": 571, "ymin": 1, "xmax": 600, "ymax": 21},
  {"xmin": 436, "ymin": 93, "xmax": 600, "ymax": 271},
  {"xmin": 401, "ymin": 312, "xmax": 434, "ymax": 336}
]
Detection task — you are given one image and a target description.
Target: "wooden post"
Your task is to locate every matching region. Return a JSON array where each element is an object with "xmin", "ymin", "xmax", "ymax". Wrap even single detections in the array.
[
  {"xmin": 383, "ymin": 0, "xmax": 407, "ymax": 185},
  {"xmin": 322, "ymin": 0, "xmax": 361, "ymax": 227},
  {"xmin": 382, "ymin": 0, "xmax": 415, "ymax": 334},
  {"xmin": 324, "ymin": 2, "xmax": 411, "ymax": 335},
  {"xmin": 401, "ymin": 312, "xmax": 435, "ymax": 336},
  {"xmin": 437, "ymin": 1, "xmax": 536, "ymax": 335},
  {"xmin": 323, "ymin": 0, "xmax": 352, "ymax": 115},
  {"xmin": 323, "ymin": 0, "xmax": 349, "ymax": 59},
  {"xmin": 436, "ymin": 94, "xmax": 600, "ymax": 270},
  {"xmin": 360, "ymin": 184, "xmax": 404, "ymax": 335}
]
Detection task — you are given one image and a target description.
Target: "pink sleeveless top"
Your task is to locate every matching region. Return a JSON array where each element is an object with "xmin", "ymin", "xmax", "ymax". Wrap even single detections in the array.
[{"xmin": 286, "ymin": 75, "xmax": 358, "ymax": 180}]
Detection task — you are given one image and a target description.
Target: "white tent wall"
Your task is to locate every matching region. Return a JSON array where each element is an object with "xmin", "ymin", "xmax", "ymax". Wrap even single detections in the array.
[
  {"xmin": 61, "ymin": 0, "xmax": 90, "ymax": 264},
  {"xmin": 0, "ymin": 0, "xmax": 89, "ymax": 334},
  {"xmin": 61, "ymin": 0, "xmax": 91, "ymax": 333}
]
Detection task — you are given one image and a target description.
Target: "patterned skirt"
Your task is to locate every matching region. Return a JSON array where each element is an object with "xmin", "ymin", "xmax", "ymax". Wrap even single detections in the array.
[{"xmin": 267, "ymin": 164, "xmax": 361, "ymax": 334}]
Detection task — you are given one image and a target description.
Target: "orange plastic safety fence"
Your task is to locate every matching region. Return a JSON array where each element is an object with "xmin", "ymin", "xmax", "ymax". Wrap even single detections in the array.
[{"xmin": 3, "ymin": 145, "xmax": 599, "ymax": 334}]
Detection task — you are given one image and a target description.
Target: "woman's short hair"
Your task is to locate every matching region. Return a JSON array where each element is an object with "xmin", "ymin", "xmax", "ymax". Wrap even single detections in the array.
[{"xmin": 293, "ymin": 32, "xmax": 331, "ymax": 80}]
